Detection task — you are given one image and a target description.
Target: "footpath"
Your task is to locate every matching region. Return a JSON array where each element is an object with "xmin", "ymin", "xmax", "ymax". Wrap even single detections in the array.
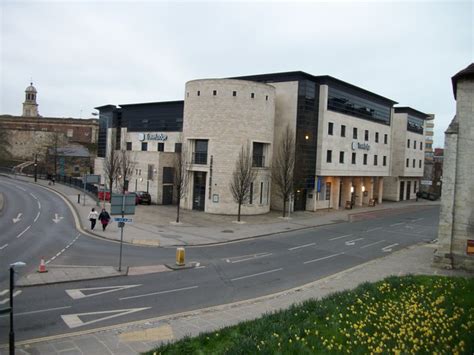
[{"xmin": 1, "ymin": 174, "xmax": 470, "ymax": 355}]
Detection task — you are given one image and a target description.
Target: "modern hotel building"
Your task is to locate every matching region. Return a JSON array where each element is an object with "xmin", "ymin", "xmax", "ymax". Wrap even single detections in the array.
[{"xmin": 94, "ymin": 71, "xmax": 430, "ymax": 214}]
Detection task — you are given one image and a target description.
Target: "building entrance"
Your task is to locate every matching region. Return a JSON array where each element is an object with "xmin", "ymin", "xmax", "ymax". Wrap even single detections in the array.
[
  {"xmin": 399, "ymin": 181, "xmax": 405, "ymax": 201},
  {"xmin": 162, "ymin": 185, "xmax": 173, "ymax": 205},
  {"xmin": 294, "ymin": 189, "xmax": 306, "ymax": 211},
  {"xmin": 406, "ymin": 181, "xmax": 411, "ymax": 200},
  {"xmin": 193, "ymin": 172, "xmax": 206, "ymax": 211}
]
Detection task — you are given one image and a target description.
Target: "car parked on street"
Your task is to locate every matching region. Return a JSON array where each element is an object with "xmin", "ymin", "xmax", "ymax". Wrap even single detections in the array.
[{"xmin": 135, "ymin": 191, "xmax": 152, "ymax": 205}]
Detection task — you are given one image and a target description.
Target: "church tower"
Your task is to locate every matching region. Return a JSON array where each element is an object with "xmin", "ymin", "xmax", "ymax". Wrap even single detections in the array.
[{"xmin": 22, "ymin": 82, "xmax": 39, "ymax": 117}]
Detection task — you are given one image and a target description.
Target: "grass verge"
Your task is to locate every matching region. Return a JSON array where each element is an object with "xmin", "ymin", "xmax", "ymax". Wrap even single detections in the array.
[{"xmin": 146, "ymin": 275, "xmax": 474, "ymax": 354}]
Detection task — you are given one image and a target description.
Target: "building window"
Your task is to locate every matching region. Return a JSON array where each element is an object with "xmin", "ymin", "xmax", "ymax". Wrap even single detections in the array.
[
  {"xmin": 163, "ymin": 167, "xmax": 174, "ymax": 184},
  {"xmin": 374, "ymin": 155, "xmax": 378, "ymax": 166},
  {"xmin": 251, "ymin": 93, "xmax": 255, "ymax": 99},
  {"xmin": 249, "ymin": 182, "xmax": 253, "ymax": 204},
  {"xmin": 141, "ymin": 142, "xmax": 148, "ymax": 151},
  {"xmin": 365, "ymin": 130, "xmax": 369, "ymax": 141},
  {"xmin": 186, "ymin": 92, "xmax": 189, "ymax": 97},
  {"xmin": 175, "ymin": 143, "xmax": 182, "ymax": 153},
  {"xmin": 384, "ymin": 134, "xmax": 388, "ymax": 144},
  {"xmin": 328, "ymin": 122, "xmax": 334, "ymax": 135},
  {"xmin": 407, "ymin": 139, "xmax": 410, "ymax": 148},
  {"xmin": 157, "ymin": 143, "xmax": 164, "ymax": 152},
  {"xmin": 341, "ymin": 125, "xmax": 346, "ymax": 137},
  {"xmin": 413, "ymin": 159, "xmax": 416, "ymax": 168},
  {"xmin": 363, "ymin": 154, "xmax": 368, "ymax": 165},
  {"xmin": 193, "ymin": 140, "xmax": 208, "ymax": 164},
  {"xmin": 265, "ymin": 95, "xmax": 268, "ymax": 101},
  {"xmin": 260, "ymin": 182, "xmax": 264, "ymax": 204},
  {"xmin": 325, "ymin": 182, "xmax": 331, "ymax": 200},
  {"xmin": 383, "ymin": 156, "xmax": 387, "ymax": 166},
  {"xmin": 213, "ymin": 90, "xmax": 217, "ymax": 96},
  {"xmin": 252, "ymin": 142, "xmax": 266, "ymax": 167},
  {"xmin": 420, "ymin": 142, "xmax": 423, "ymax": 150},
  {"xmin": 326, "ymin": 150, "xmax": 332, "ymax": 163},
  {"xmin": 197, "ymin": 90, "xmax": 200, "ymax": 96},
  {"xmin": 352, "ymin": 152, "xmax": 356, "ymax": 164},
  {"xmin": 353, "ymin": 127, "xmax": 358, "ymax": 139},
  {"xmin": 339, "ymin": 151, "xmax": 344, "ymax": 163},
  {"xmin": 419, "ymin": 160, "xmax": 422, "ymax": 168},
  {"xmin": 67, "ymin": 129, "xmax": 73, "ymax": 138},
  {"xmin": 414, "ymin": 140, "xmax": 417, "ymax": 149},
  {"xmin": 375, "ymin": 132, "xmax": 379, "ymax": 143},
  {"xmin": 126, "ymin": 142, "xmax": 132, "ymax": 151}
]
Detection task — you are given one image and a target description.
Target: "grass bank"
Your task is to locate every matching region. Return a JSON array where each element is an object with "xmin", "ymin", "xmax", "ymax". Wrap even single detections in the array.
[{"xmin": 147, "ymin": 275, "xmax": 474, "ymax": 354}]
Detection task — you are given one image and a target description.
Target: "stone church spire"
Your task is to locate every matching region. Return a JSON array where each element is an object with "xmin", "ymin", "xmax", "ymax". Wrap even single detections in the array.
[{"xmin": 23, "ymin": 82, "xmax": 39, "ymax": 117}]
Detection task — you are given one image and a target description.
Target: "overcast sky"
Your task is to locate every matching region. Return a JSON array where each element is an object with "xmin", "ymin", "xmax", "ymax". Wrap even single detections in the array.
[{"xmin": 1, "ymin": 1, "xmax": 472, "ymax": 147}]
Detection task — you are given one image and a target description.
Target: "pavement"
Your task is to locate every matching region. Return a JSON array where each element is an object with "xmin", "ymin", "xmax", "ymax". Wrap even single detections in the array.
[{"xmin": 2, "ymin": 174, "xmax": 469, "ymax": 354}]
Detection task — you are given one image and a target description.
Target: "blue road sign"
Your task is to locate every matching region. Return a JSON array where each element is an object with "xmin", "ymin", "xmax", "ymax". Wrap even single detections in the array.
[{"xmin": 113, "ymin": 217, "xmax": 133, "ymax": 223}]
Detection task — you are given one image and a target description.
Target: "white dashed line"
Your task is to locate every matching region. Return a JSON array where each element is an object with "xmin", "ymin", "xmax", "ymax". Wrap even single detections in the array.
[
  {"xmin": 29, "ymin": 193, "xmax": 38, "ymax": 200},
  {"xmin": 119, "ymin": 285, "xmax": 199, "ymax": 300},
  {"xmin": 37, "ymin": 200, "xmax": 41, "ymax": 209},
  {"xmin": 16, "ymin": 225, "xmax": 31, "ymax": 238},
  {"xmin": 303, "ymin": 252, "xmax": 344, "ymax": 264},
  {"xmin": 0, "ymin": 290, "xmax": 8, "ymax": 296},
  {"xmin": 288, "ymin": 243, "xmax": 316, "ymax": 251},
  {"xmin": 329, "ymin": 234, "xmax": 352, "ymax": 241},
  {"xmin": 230, "ymin": 253, "xmax": 273, "ymax": 264},
  {"xmin": 0, "ymin": 306, "xmax": 72, "ymax": 318},
  {"xmin": 360, "ymin": 240, "xmax": 386, "ymax": 249},
  {"xmin": 0, "ymin": 244, "xmax": 8, "ymax": 251},
  {"xmin": 231, "ymin": 268, "xmax": 283, "ymax": 282},
  {"xmin": 16, "ymin": 185, "xmax": 26, "ymax": 192},
  {"xmin": 46, "ymin": 233, "xmax": 81, "ymax": 264},
  {"xmin": 367, "ymin": 227, "xmax": 382, "ymax": 232},
  {"xmin": 34, "ymin": 211, "xmax": 41, "ymax": 222},
  {"xmin": 390, "ymin": 222, "xmax": 404, "ymax": 227}
]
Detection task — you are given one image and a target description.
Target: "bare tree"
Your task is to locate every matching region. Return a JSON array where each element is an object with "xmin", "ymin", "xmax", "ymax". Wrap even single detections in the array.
[
  {"xmin": 230, "ymin": 144, "xmax": 257, "ymax": 222},
  {"xmin": 173, "ymin": 141, "xmax": 189, "ymax": 223},
  {"xmin": 272, "ymin": 125, "xmax": 295, "ymax": 217},
  {"xmin": 103, "ymin": 141, "xmax": 120, "ymax": 198},
  {"xmin": 45, "ymin": 132, "xmax": 66, "ymax": 178},
  {"xmin": 118, "ymin": 149, "xmax": 136, "ymax": 193}
]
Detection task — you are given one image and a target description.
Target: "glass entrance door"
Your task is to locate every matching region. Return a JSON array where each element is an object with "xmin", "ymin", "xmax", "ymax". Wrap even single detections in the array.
[{"xmin": 193, "ymin": 172, "xmax": 206, "ymax": 211}]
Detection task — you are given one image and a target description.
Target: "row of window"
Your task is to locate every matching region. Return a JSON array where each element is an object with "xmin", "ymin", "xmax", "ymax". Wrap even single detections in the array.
[
  {"xmin": 248, "ymin": 181, "xmax": 270, "ymax": 205},
  {"xmin": 326, "ymin": 150, "xmax": 387, "ymax": 166},
  {"xmin": 187, "ymin": 90, "xmax": 269, "ymax": 101},
  {"xmin": 407, "ymin": 139, "xmax": 423, "ymax": 150},
  {"xmin": 328, "ymin": 122, "xmax": 388, "ymax": 144},
  {"xmin": 406, "ymin": 158, "xmax": 423, "ymax": 169},
  {"xmin": 126, "ymin": 142, "xmax": 182, "ymax": 153}
]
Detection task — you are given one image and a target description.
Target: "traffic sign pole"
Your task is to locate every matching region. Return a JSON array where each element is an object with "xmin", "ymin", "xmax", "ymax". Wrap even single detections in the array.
[{"xmin": 118, "ymin": 195, "xmax": 125, "ymax": 272}]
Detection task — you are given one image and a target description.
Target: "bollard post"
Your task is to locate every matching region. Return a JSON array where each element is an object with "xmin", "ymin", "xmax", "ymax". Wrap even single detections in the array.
[
  {"xmin": 176, "ymin": 247, "xmax": 185, "ymax": 266},
  {"xmin": 78, "ymin": 194, "xmax": 81, "ymax": 204}
]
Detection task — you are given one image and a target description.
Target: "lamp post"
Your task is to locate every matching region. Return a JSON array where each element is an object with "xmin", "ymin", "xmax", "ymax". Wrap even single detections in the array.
[
  {"xmin": 9, "ymin": 261, "xmax": 26, "ymax": 355},
  {"xmin": 34, "ymin": 154, "xmax": 38, "ymax": 182}
]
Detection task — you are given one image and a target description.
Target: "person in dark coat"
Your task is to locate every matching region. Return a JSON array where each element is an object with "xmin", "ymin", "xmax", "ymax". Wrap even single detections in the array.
[{"xmin": 98, "ymin": 208, "xmax": 111, "ymax": 231}]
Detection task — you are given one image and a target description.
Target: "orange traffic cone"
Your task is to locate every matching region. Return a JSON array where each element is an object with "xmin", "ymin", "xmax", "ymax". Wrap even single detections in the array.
[{"xmin": 38, "ymin": 257, "xmax": 48, "ymax": 273}]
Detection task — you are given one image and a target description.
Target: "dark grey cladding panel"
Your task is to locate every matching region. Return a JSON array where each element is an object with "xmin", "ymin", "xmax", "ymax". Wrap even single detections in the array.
[{"xmin": 119, "ymin": 101, "xmax": 184, "ymax": 132}]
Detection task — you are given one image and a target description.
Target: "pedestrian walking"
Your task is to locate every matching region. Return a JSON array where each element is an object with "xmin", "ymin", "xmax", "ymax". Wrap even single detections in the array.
[
  {"xmin": 88, "ymin": 208, "xmax": 98, "ymax": 230},
  {"xmin": 98, "ymin": 208, "xmax": 111, "ymax": 231}
]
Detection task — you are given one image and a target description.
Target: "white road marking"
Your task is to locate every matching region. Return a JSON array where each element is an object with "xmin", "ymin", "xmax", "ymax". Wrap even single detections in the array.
[
  {"xmin": 0, "ymin": 290, "xmax": 8, "ymax": 296},
  {"xmin": 390, "ymin": 222, "xmax": 404, "ymax": 227},
  {"xmin": 231, "ymin": 268, "xmax": 283, "ymax": 282},
  {"xmin": 34, "ymin": 211, "xmax": 40, "ymax": 222},
  {"xmin": 230, "ymin": 253, "xmax": 272, "ymax": 264},
  {"xmin": 66, "ymin": 284, "xmax": 142, "ymax": 300},
  {"xmin": 366, "ymin": 227, "xmax": 382, "ymax": 232},
  {"xmin": 12, "ymin": 213, "xmax": 23, "ymax": 224},
  {"xmin": 119, "ymin": 286, "xmax": 198, "ymax": 300},
  {"xmin": 61, "ymin": 307, "xmax": 151, "ymax": 329},
  {"xmin": 288, "ymin": 243, "xmax": 316, "ymax": 251},
  {"xmin": 345, "ymin": 238, "xmax": 364, "ymax": 246},
  {"xmin": 360, "ymin": 240, "xmax": 386, "ymax": 249},
  {"xmin": 16, "ymin": 185, "xmax": 26, "ymax": 192},
  {"xmin": 329, "ymin": 234, "xmax": 352, "ymax": 241},
  {"xmin": 16, "ymin": 225, "xmax": 31, "ymax": 238},
  {"xmin": 0, "ymin": 244, "xmax": 8, "ymax": 251},
  {"xmin": 303, "ymin": 252, "xmax": 344, "ymax": 265},
  {"xmin": 29, "ymin": 193, "xmax": 38, "ymax": 200},
  {"xmin": 12, "ymin": 306, "xmax": 72, "ymax": 318},
  {"xmin": 0, "ymin": 290, "xmax": 22, "ymax": 305},
  {"xmin": 37, "ymin": 200, "xmax": 41, "ymax": 209},
  {"xmin": 46, "ymin": 233, "xmax": 80, "ymax": 264},
  {"xmin": 410, "ymin": 218, "xmax": 423, "ymax": 222},
  {"xmin": 382, "ymin": 243, "xmax": 399, "ymax": 252},
  {"xmin": 52, "ymin": 213, "xmax": 64, "ymax": 223}
]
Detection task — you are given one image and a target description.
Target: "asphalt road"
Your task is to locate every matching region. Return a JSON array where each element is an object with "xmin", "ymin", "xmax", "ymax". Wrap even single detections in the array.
[{"xmin": 0, "ymin": 180, "xmax": 439, "ymax": 343}]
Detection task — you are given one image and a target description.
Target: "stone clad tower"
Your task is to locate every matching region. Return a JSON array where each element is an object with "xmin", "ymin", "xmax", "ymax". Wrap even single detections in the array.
[
  {"xmin": 434, "ymin": 63, "xmax": 474, "ymax": 271},
  {"xmin": 22, "ymin": 82, "xmax": 39, "ymax": 117}
]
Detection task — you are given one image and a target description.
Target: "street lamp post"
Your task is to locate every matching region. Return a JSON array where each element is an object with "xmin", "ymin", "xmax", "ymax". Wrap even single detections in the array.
[
  {"xmin": 34, "ymin": 154, "xmax": 38, "ymax": 183},
  {"xmin": 9, "ymin": 262, "xmax": 26, "ymax": 355}
]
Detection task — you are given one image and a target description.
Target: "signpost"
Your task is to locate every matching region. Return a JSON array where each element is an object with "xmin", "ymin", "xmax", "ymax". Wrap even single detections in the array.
[{"xmin": 110, "ymin": 194, "xmax": 136, "ymax": 272}]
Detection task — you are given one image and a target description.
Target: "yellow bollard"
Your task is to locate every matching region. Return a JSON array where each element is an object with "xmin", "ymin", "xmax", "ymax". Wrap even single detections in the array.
[{"xmin": 176, "ymin": 247, "xmax": 185, "ymax": 266}]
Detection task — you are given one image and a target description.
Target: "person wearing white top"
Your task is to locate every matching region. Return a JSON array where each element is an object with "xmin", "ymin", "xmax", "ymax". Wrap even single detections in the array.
[{"xmin": 88, "ymin": 208, "xmax": 99, "ymax": 230}]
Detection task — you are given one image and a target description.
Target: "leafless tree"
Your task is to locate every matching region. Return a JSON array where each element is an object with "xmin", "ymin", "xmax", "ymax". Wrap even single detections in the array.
[
  {"xmin": 230, "ymin": 144, "xmax": 257, "ymax": 222},
  {"xmin": 45, "ymin": 132, "xmax": 66, "ymax": 178},
  {"xmin": 103, "ymin": 141, "xmax": 120, "ymax": 197},
  {"xmin": 173, "ymin": 140, "xmax": 189, "ymax": 223},
  {"xmin": 272, "ymin": 125, "xmax": 295, "ymax": 217},
  {"xmin": 118, "ymin": 149, "xmax": 136, "ymax": 193}
]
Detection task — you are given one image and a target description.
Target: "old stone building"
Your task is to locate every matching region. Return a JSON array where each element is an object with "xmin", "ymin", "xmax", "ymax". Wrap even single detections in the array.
[
  {"xmin": 0, "ymin": 83, "xmax": 98, "ymax": 175},
  {"xmin": 434, "ymin": 63, "xmax": 474, "ymax": 271}
]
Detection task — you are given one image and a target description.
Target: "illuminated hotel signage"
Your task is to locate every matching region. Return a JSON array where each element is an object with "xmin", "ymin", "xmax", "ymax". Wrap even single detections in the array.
[
  {"xmin": 351, "ymin": 142, "xmax": 370, "ymax": 151},
  {"xmin": 139, "ymin": 133, "xmax": 168, "ymax": 142}
]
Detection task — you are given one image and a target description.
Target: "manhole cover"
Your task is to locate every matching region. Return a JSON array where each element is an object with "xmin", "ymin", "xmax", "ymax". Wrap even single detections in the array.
[{"xmin": 221, "ymin": 230, "xmax": 234, "ymax": 233}]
